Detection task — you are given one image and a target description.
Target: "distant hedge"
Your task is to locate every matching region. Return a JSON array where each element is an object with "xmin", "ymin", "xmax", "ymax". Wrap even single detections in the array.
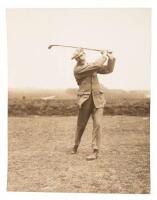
[{"xmin": 8, "ymin": 98, "xmax": 150, "ymax": 117}]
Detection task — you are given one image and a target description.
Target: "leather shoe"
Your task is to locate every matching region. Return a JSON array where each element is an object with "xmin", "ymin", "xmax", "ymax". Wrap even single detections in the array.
[
  {"xmin": 71, "ymin": 146, "xmax": 78, "ymax": 154},
  {"xmin": 86, "ymin": 151, "xmax": 98, "ymax": 161}
]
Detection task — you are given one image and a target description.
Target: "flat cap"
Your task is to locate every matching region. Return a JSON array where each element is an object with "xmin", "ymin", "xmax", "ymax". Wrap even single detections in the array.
[{"xmin": 71, "ymin": 48, "xmax": 84, "ymax": 60}]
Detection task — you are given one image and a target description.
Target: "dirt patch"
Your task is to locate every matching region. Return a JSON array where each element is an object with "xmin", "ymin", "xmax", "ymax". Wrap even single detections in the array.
[{"xmin": 8, "ymin": 116, "xmax": 150, "ymax": 193}]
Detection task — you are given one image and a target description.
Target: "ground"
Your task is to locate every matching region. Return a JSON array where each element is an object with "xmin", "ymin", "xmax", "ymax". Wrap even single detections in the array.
[{"xmin": 8, "ymin": 115, "xmax": 150, "ymax": 193}]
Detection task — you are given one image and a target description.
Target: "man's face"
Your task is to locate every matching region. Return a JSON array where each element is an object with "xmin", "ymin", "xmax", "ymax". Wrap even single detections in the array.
[{"xmin": 76, "ymin": 53, "xmax": 86, "ymax": 63}]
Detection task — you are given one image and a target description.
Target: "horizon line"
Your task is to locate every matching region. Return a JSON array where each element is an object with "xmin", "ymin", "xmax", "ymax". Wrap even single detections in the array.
[{"xmin": 8, "ymin": 87, "xmax": 150, "ymax": 92}]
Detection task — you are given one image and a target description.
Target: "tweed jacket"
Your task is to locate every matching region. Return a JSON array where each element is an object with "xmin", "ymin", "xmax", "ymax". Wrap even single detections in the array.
[{"xmin": 74, "ymin": 54, "xmax": 116, "ymax": 108}]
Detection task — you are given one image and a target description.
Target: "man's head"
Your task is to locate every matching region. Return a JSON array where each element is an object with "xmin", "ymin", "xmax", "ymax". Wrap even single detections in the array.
[{"xmin": 71, "ymin": 48, "xmax": 86, "ymax": 64}]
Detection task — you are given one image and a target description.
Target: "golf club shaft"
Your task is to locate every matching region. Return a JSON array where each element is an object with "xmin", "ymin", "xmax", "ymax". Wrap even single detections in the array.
[{"xmin": 48, "ymin": 44, "xmax": 104, "ymax": 52}]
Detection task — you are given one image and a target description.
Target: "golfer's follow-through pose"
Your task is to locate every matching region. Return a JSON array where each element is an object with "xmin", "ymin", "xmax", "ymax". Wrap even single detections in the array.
[{"xmin": 71, "ymin": 48, "xmax": 116, "ymax": 160}]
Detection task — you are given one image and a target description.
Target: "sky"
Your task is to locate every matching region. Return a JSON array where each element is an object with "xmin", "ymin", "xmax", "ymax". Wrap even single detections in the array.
[{"xmin": 7, "ymin": 8, "xmax": 151, "ymax": 90}]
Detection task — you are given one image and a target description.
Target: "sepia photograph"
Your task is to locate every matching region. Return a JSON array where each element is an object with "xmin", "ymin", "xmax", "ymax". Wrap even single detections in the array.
[{"xmin": 7, "ymin": 8, "xmax": 150, "ymax": 193}]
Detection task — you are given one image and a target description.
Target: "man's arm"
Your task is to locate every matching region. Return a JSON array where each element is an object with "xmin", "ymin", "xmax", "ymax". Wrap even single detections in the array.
[
  {"xmin": 74, "ymin": 55, "xmax": 108, "ymax": 76},
  {"xmin": 97, "ymin": 53, "xmax": 116, "ymax": 74}
]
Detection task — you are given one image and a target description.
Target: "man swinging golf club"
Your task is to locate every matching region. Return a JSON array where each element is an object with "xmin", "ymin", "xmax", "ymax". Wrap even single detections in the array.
[{"xmin": 71, "ymin": 48, "xmax": 116, "ymax": 160}]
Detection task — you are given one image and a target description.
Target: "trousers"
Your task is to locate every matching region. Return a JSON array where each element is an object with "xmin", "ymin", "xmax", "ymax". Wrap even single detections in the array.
[{"xmin": 74, "ymin": 94, "xmax": 103, "ymax": 151}]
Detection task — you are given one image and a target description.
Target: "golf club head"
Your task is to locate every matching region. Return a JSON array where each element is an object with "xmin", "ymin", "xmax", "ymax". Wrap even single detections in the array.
[
  {"xmin": 48, "ymin": 45, "xmax": 54, "ymax": 49},
  {"xmin": 48, "ymin": 44, "xmax": 56, "ymax": 49}
]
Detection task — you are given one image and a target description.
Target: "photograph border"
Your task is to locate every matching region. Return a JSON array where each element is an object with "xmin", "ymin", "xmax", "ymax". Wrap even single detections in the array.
[{"xmin": 0, "ymin": 0, "xmax": 156, "ymax": 200}]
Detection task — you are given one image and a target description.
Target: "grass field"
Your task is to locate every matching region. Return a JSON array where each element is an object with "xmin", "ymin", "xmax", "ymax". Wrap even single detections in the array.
[{"xmin": 8, "ymin": 115, "xmax": 150, "ymax": 193}]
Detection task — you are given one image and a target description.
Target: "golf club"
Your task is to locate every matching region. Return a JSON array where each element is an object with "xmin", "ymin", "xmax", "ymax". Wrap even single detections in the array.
[{"xmin": 48, "ymin": 44, "xmax": 112, "ymax": 53}]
